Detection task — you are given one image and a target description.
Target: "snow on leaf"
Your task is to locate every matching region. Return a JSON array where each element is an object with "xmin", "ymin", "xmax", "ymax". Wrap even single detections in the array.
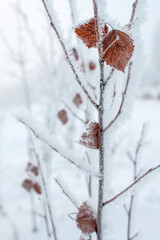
[
  {"xmin": 57, "ymin": 109, "xmax": 68, "ymax": 124},
  {"xmin": 80, "ymin": 122, "xmax": 99, "ymax": 149},
  {"xmin": 103, "ymin": 30, "xmax": 134, "ymax": 72},
  {"xmin": 72, "ymin": 93, "xmax": 83, "ymax": 108},
  {"xmin": 22, "ymin": 179, "xmax": 33, "ymax": 192},
  {"xmin": 76, "ymin": 201, "xmax": 97, "ymax": 235},
  {"xmin": 75, "ymin": 18, "xmax": 108, "ymax": 49}
]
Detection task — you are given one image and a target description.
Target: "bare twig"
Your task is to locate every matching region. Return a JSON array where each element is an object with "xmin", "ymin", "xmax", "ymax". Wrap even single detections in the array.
[
  {"xmin": 103, "ymin": 61, "xmax": 132, "ymax": 132},
  {"xmin": 103, "ymin": 163, "xmax": 160, "ymax": 206},
  {"xmin": 125, "ymin": 124, "xmax": 146, "ymax": 240},
  {"xmin": 41, "ymin": 0, "xmax": 98, "ymax": 109},
  {"xmin": 130, "ymin": 233, "xmax": 138, "ymax": 240},
  {"xmin": 31, "ymin": 143, "xmax": 58, "ymax": 240},
  {"xmin": 104, "ymin": 68, "xmax": 115, "ymax": 87},
  {"xmin": 61, "ymin": 100, "xmax": 86, "ymax": 124},
  {"xmin": 129, "ymin": 0, "xmax": 139, "ymax": 28},
  {"xmin": 55, "ymin": 178, "xmax": 79, "ymax": 209}
]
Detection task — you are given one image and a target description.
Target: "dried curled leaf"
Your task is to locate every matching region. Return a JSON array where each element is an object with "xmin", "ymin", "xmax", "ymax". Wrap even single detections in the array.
[
  {"xmin": 103, "ymin": 30, "xmax": 134, "ymax": 72},
  {"xmin": 76, "ymin": 201, "xmax": 97, "ymax": 235},
  {"xmin": 72, "ymin": 93, "xmax": 83, "ymax": 108},
  {"xmin": 75, "ymin": 18, "xmax": 108, "ymax": 48},
  {"xmin": 26, "ymin": 162, "xmax": 39, "ymax": 176},
  {"xmin": 22, "ymin": 179, "xmax": 33, "ymax": 192},
  {"xmin": 57, "ymin": 109, "xmax": 68, "ymax": 124},
  {"xmin": 33, "ymin": 182, "xmax": 42, "ymax": 195},
  {"xmin": 89, "ymin": 61, "xmax": 96, "ymax": 71},
  {"xmin": 80, "ymin": 122, "xmax": 99, "ymax": 149}
]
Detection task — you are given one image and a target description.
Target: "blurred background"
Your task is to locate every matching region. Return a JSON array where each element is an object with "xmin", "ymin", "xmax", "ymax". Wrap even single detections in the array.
[{"xmin": 0, "ymin": 0, "xmax": 160, "ymax": 240}]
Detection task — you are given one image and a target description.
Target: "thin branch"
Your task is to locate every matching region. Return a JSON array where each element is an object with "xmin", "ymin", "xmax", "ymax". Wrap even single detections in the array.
[
  {"xmin": 31, "ymin": 142, "xmax": 58, "ymax": 240},
  {"xmin": 126, "ymin": 124, "xmax": 146, "ymax": 239},
  {"xmin": 123, "ymin": 204, "xmax": 129, "ymax": 215},
  {"xmin": 16, "ymin": 116, "xmax": 99, "ymax": 177},
  {"xmin": 41, "ymin": 0, "xmax": 98, "ymax": 109},
  {"xmin": 104, "ymin": 68, "xmax": 114, "ymax": 87},
  {"xmin": 129, "ymin": 0, "xmax": 139, "ymax": 27},
  {"xmin": 103, "ymin": 163, "xmax": 160, "ymax": 206},
  {"xmin": 68, "ymin": 213, "xmax": 77, "ymax": 221},
  {"xmin": 61, "ymin": 100, "xmax": 86, "ymax": 124},
  {"xmin": 103, "ymin": 61, "xmax": 132, "ymax": 132},
  {"xmin": 55, "ymin": 178, "xmax": 79, "ymax": 209},
  {"xmin": 130, "ymin": 232, "xmax": 138, "ymax": 240}
]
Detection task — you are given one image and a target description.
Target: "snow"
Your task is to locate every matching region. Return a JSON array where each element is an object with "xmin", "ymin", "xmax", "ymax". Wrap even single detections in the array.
[
  {"xmin": 14, "ymin": 110, "xmax": 99, "ymax": 178},
  {"xmin": 0, "ymin": 100, "xmax": 159, "ymax": 240}
]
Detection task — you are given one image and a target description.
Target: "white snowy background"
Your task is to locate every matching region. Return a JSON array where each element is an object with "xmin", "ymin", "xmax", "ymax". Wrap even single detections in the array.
[{"xmin": 0, "ymin": 0, "xmax": 160, "ymax": 240}]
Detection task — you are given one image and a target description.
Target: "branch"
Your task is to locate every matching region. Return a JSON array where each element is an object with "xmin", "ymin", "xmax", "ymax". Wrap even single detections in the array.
[
  {"xmin": 130, "ymin": 233, "xmax": 138, "ymax": 240},
  {"xmin": 129, "ymin": 0, "xmax": 139, "ymax": 25},
  {"xmin": 104, "ymin": 68, "xmax": 114, "ymax": 87},
  {"xmin": 55, "ymin": 178, "xmax": 79, "ymax": 209},
  {"xmin": 61, "ymin": 100, "xmax": 86, "ymax": 124},
  {"xmin": 127, "ymin": 0, "xmax": 139, "ymax": 30},
  {"xmin": 16, "ymin": 114, "xmax": 99, "ymax": 178},
  {"xmin": 30, "ymin": 140, "xmax": 58, "ymax": 240},
  {"xmin": 103, "ymin": 61, "xmax": 132, "ymax": 132},
  {"xmin": 41, "ymin": 0, "xmax": 98, "ymax": 110},
  {"xmin": 103, "ymin": 163, "xmax": 160, "ymax": 206}
]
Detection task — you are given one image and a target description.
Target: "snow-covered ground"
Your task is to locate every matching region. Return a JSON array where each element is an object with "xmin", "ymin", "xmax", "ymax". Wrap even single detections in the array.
[{"xmin": 0, "ymin": 99, "xmax": 160, "ymax": 240}]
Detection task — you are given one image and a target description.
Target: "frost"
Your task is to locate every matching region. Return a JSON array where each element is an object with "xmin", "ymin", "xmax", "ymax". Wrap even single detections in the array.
[{"xmin": 14, "ymin": 110, "xmax": 99, "ymax": 178}]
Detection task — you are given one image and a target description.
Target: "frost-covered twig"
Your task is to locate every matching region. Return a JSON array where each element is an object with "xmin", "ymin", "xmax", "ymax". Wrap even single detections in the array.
[
  {"xmin": 103, "ymin": 61, "xmax": 132, "ymax": 132},
  {"xmin": 93, "ymin": 1, "xmax": 105, "ymax": 240},
  {"xmin": 31, "ymin": 142, "xmax": 58, "ymax": 240},
  {"xmin": 41, "ymin": 0, "xmax": 98, "ymax": 110},
  {"xmin": 103, "ymin": 163, "xmax": 160, "ymax": 206},
  {"xmin": 104, "ymin": 68, "xmax": 114, "ymax": 87},
  {"xmin": 128, "ymin": 0, "xmax": 139, "ymax": 28},
  {"xmin": 16, "ymin": 114, "xmax": 99, "ymax": 177},
  {"xmin": 125, "ymin": 124, "xmax": 146, "ymax": 240},
  {"xmin": 61, "ymin": 100, "xmax": 86, "ymax": 124},
  {"xmin": 55, "ymin": 178, "xmax": 79, "ymax": 209}
]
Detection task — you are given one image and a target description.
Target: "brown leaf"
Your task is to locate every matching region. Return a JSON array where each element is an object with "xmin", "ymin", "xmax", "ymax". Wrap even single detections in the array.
[
  {"xmin": 103, "ymin": 30, "xmax": 134, "ymax": 72},
  {"xmin": 57, "ymin": 109, "xmax": 68, "ymax": 124},
  {"xmin": 75, "ymin": 18, "xmax": 108, "ymax": 49},
  {"xmin": 26, "ymin": 162, "xmax": 39, "ymax": 176},
  {"xmin": 72, "ymin": 48, "xmax": 79, "ymax": 61},
  {"xmin": 79, "ymin": 122, "xmax": 99, "ymax": 149},
  {"xmin": 76, "ymin": 201, "xmax": 97, "ymax": 235},
  {"xmin": 89, "ymin": 61, "xmax": 96, "ymax": 71},
  {"xmin": 33, "ymin": 182, "xmax": 42, "ymax": 195},
  {"xmin": 72, "ymin": 93, "xmax": 83, "ymax": 108},
  {"xmin": 22, "ymin": 179, "xmax": 33, "ymax": 192}
]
